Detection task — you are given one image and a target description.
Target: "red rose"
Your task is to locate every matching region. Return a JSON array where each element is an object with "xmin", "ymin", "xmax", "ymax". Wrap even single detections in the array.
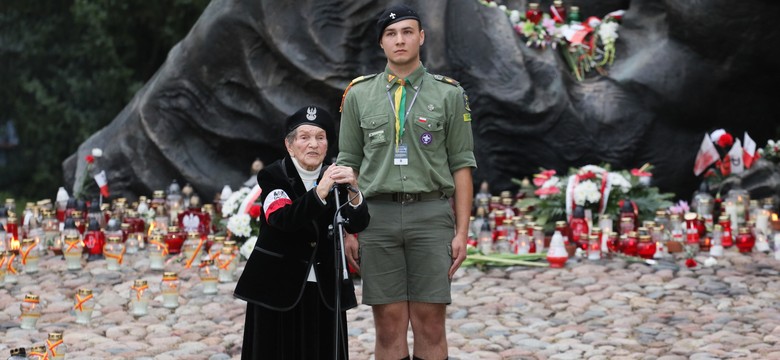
[
  {"xmin": 248, "ymin": 204, "xmax": 262, "ymax": 218},
  {"xmin": 716, "ymin": 133, "xmax": 733, "ymax": 148},
  {"xmin": 685, "ymin": 258, "xmax": 697, "ymax": 268},
  {"xmin": 85, "ymin": 155, "xmax": 95, "ymax": 164}
]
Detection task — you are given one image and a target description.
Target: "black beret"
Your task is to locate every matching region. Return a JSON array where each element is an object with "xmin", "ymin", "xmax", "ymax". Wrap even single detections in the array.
[
  {"xmin": 376, "ymin": 4, "xmax": 421, "ymax": 42},
  {"xmin": 285, "ymin": 105, "xmax": 334, "ymax": 138}
]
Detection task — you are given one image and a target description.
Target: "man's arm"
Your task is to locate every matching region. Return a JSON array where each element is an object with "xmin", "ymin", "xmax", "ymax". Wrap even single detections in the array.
[{"xmin": 448, "ymin": 166, "xmax": 473, "ymax": 279}]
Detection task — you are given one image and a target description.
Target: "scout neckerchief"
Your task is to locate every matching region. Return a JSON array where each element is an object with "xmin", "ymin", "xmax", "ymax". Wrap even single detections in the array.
[{"xmin": 386, "ymin": 74, "xmax": 422, "ymax": 151}]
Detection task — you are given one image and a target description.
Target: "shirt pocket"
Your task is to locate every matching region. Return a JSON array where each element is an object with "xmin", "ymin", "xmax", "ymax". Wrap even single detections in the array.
[
  {"xmin": 360, "ymin": 114, "xmax": 390, "ymax": 148},
  {"xmin": 411, "ymin": 115, "xmax": 444, "ymax": 151}
]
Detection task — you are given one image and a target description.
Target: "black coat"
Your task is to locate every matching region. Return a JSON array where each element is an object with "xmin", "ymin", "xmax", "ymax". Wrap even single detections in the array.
[{"xmin": 233, "ymin": 156, "xmax": 369, "ymax": 311}]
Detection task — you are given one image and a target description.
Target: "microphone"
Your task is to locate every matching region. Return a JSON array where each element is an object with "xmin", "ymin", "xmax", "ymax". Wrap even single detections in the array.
[{"xmin": 331, "ymin": 183, "xmax": 359, "ymax": 193}]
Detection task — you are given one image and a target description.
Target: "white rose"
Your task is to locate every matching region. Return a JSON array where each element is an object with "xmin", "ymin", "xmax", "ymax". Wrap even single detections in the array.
[
  {"xmin": 91, "ymin": 148, "xmax": 103, "ymax": 157},
  {"xmin": 509, "ymin": 10, "xmax": 521, "ymax": 24}
]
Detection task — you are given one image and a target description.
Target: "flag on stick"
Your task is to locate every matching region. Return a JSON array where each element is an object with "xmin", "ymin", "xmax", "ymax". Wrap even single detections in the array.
[
  {"xmin": 694, "ymin": 134, "xmax": 720, "ymax": 176},
  {"xmin": 94, "ymin": 170, "xmax": 110, "ymax": 197}
]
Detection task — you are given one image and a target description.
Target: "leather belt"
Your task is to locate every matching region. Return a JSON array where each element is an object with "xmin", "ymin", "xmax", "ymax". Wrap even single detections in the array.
[{"xmin": 369, "ymin": 191, "xmax": 444, "ymax": 204}]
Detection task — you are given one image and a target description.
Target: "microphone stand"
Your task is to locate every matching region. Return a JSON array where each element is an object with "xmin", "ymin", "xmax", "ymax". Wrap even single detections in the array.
[{"xmin": 330, "ymin": 184, "xmax": 351, "ymax": 360}]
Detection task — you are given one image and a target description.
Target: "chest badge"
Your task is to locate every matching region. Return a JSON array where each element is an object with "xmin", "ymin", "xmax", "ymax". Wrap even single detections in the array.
[
  {"xmin": 427, "ymin": 104, "xmax": 435, "ymax": 111},
  {"xmin": 420, "ymin": 132, "xmax": 433, "ymax": 145}
]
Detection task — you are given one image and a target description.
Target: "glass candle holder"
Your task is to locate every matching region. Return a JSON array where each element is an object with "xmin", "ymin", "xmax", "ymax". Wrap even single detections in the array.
[
  {"xmin": 8, "ymin": 347, "xmax": 26, "ymax": 360},
  {"xmin": 160, "ymin": 272, "xmax": 180, "ymax": 309},
  {"xmin": 129, "ymin": 279, "xmax": 151, "ymax": 317},
  {"xmin": 217, "ymin": 246, "xmax": 237, "ymax": 283},
  {"xmin": 516, "ymin": 229, "xmax": 530, "ymax": 255},
  {"xmin": 735, "ymin": 227, "xmax": 755, "ymax": 253},
  {"xmin": 587, "ymin": 234, "xmax": 601, "ymax": 260},
  {"xmin": 637, "ymin": 235, "xmax": 656, "ymax": 259},
  {"xmin": 147, "ymin": 234, "xmax": 168, "ymax": 271},
  {"xmin": 710, "ymin": 224, "xmax": 724, "ymax": 257},
  {"xmin": 199, "ymin": 259, "xmax": 219, "ymax": 294},
  {"xmin": 533, "ymin": 225, "xmax": 545, "ymax": 253},
  {"xmin": 208, "ymin": 235, "xmax": 225, "ymax": 261},
  {"xmin": 73, "ymin": 288, "xmax": 95, "ymax": 325},
  {"xmin": 103, "ymin": 236, "xmax": 125, "ymax": 271},
  {"xmin": 182, "ymin": 232, "xmax": 205, "ymax": 269},
  {"xmin": 63, "ymin": 234, "xmax": 84, "ymax": 271},
  {"xmin": 20, "ymin": 238, "xmax": 41, "ymax": 274},
  {"xmin": 124, "ymin": 233, "xmax": 140, "ymax": 255},
  {"xmin": 623, "ymin": 231, "xmax": 639, "ymax": 256},
  {"xmin": 4, "ymin": 250, "xmax": 19, "ymax": 285},
  {"xmin": 46, "ymin": 331, "xmax": 67, "ymax": 360},
  {"xmin": 718, "ymin": 215, "xmax": 733, "ymax": 247},
  {"xmin": 27, "ymin": 345, "xmax": 47, "ymax": 360},
  {"xmin": 164, "ymin": 226, "xmax": 185, "ymax": 255},
  {"xmin": 20, "ymin": 293, "xmax": 42, "ymax": 330}
]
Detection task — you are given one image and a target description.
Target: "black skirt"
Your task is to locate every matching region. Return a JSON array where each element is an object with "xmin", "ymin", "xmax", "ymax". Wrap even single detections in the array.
[{"xmin": 241, "ymin": 282, "xmax": 350, "ymax": 360}]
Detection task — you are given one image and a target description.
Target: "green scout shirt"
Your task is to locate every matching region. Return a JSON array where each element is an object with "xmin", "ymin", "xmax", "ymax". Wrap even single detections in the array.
[{"xmin": 337, "ymin": 64, "xmax": 477, "ymax": 198}]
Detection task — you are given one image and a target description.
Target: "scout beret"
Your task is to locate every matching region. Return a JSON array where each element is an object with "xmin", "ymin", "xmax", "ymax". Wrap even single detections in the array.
[
  {"xmin": 376, "ymin": 4, "xmax": 421, "ymax": 42},
  {"xmin": 285, "ymin": 105, "xmax": 334, "ymax": 138}
]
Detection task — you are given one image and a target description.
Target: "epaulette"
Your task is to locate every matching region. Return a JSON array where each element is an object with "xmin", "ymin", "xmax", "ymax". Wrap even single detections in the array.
[
  {"xmin": 340, "ymin": 74, "xmax": 377, "ymax": 112},
  {"xmin": 432, "ymin": 74, "xmax": 460, "ymax": 87},
  {"xmin": 433, "ymin": 74, "xmax": 471, "ymax": 113}
]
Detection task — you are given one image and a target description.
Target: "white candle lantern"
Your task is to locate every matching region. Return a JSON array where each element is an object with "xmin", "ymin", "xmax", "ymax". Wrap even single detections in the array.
[
  {"xmin": 27, "ymin": 345, "xmax": 48, "ymax": 360},
  {"xmin": 63, "ymin": 234, "xmax": 84, "ymax": 271},
  {"xmin": 129, "ymin": 279, "xmax": 151, "ymax": 317},
  {"xmin": 199, "ymin": 259, "xmax": 219, "ymax": 294},
  {"xmin": 533, "ymin": 225, "xmax": 545, "ymax": 253},
  {"xmin": 4, "ymin": 250, "xmax": 19, "ymax": 285},
  {"xmin": 148, "ymin": 234, "xmax": 168, "ymax": 271},
  {"xmin": 516, "ymin": 229, "xmax": 530, "ymax": 255},
  {"xmin": 182, "ymin": 232, "xmax": 205, "ymax": 269},
  {"xmin": 21, "ymin": 238, "xmax": 41, "ymax": 274},
  {"xmin": 217, "ymin": 246, "xmax": 237, "ymax": 283},
  {"xmin": 546, "ymin": 230, "xmax": 568, "ymax": 268},
  {"xmin": 20, "ymin": 293, "xmax": 42, "ymax": 330},
  {"xmin": 46, "ymin": 331, "xmax": 67, "ymax": 360},
  {"xmin": 103, "ymin": 236, "xmax": 125, "ymax": 271},
  {"xmin": 710, "ymin": 224, "xmax": 724, "ymax": 257},
  {"xmin": 160, "ymin": 272, "xmax": 180, "ymax": 309},
  {"xmin": 587, "ymin": 234, "xmax": 601, "ymax": 260},
  {"xmin": 73, "ymin": 288, "xmax": 95, "ymax": 325}
]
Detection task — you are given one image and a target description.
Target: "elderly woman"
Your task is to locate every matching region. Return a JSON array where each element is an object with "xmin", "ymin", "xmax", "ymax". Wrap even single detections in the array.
[{"xmin": 234, "ymin": 106, "xmax": 369, "ymax": 359}]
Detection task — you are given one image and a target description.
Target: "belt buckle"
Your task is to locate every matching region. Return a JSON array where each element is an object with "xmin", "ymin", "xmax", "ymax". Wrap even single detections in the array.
[{"xmin": 400, "ymin": 192, "xmax": 418, "ymax": 204}]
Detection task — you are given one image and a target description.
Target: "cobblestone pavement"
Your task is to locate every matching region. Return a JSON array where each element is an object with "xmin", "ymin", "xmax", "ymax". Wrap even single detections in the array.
[{"xmin": 2, "ymin": 249, "xmax": 780, "ymax": 359}]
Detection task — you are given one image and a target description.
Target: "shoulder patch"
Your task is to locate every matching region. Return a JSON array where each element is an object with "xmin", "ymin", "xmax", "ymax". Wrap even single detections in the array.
[
  {"xmin": 340, "ymin": 74, "xmax": 378, "ymax": 112},
  {"xmin": 432, "ymin": 74, "xmax": 460, "ymax": 87}
]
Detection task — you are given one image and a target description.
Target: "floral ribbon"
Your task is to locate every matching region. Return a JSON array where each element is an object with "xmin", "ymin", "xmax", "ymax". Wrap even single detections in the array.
[
  {"xmin": 218, "ymin": 254, "xmax": 236, "ymax": 270},
  {"xmin": 28, "ymin": 350, "xmax": 47, "ymax": 359},
  {"xmin": 73, "ymin": 294, "xmax": 93, "ymax": 311},
  {"xmin": 6, "ymin": 254, "xmax": 17, "ymax": 274},
  {"xmin": 148, "ymin": 240, "xmax": 169, "ymax": 256},
  {"xmin": 131, "ymin": 284, "xmax": 149, "ymax": 301},
  {"xmin": 66, "ymin": 239, "xmax": 81, "ymax": 253},
  {"xmin": 21, "ymin": 244, "xmax": 35, "ymax": 265},
  {"xmin": 47, "ymin": 339, "xmax": 63, "ymax": 358},
  {"xmin": 104, "ymin": 247, "xmax": 125, "ymax": 264},
  {"xmin": 184, "ymin": 239, "xmax": 205, "ymax": 269}
]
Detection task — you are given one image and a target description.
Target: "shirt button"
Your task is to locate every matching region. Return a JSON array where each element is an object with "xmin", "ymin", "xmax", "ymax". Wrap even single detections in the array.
[
  {"xmin": 310, "ymin": 242, "xmax": 316, "ymax": 248},
  {"xmin": 402, "ymin": 176, "xmax": 407, "ymax": 181},
  {"xmin": 372, "ymin": 121, "xmax": 376, "ymax": 125}
]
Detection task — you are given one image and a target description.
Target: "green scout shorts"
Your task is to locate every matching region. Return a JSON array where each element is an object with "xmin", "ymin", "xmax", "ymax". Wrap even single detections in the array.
[{"xmin": 359, "ymin": 197, "xmax": 455, "ymax": 305}]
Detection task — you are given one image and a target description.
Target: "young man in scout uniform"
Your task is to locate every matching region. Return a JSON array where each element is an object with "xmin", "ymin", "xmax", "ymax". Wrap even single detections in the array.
[{"xmin": 337, "ymin": 5, "xmax": 476, "ymax": 360}]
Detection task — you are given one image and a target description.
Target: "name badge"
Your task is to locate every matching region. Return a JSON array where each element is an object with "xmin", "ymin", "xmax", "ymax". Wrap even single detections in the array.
[{"xmin": 394, "ymin": 144, "xmax": 409, "ymax": 166}]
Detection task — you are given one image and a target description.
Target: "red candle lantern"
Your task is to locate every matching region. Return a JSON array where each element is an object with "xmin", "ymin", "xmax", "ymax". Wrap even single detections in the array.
[
  {"xmin": 164, "ymin": 225, "xmax": 186, "ymax": 254},
  {"xmin": 735, "ymin": 227, "xmax": 755, "ymax": 253},
  {"xmin": 637, "ymin": 234, "xmax": 656, "ymax": 259},
  {"xmin": 526, "ymin": 3, "xmax": 543, "ymax": 24},
  {"xmin": 623, "ymin": 231, "xmax": 639, "ymax": 256},
  {"xmin": 718, "ymin": 215, "xmax": 733, "ymax": 248}
]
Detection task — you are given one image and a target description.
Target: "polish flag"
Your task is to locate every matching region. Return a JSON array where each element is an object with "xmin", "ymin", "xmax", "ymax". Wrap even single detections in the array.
[
  {"xmin": 94, "ymin": 170, "xmax": 110, "ymax": 197},
  {"xmin": 693, "ymin": 134, "xmax": 720, "ymax": 176},
  {"xmin": 743, "ymin": 132, "xmax": 758, "ymax": 169},
  {"xmin": 240, "ymin": 184, "xmax": 263, "ymax": 215},
  {"xmin": 728, "ymin": 139, "xmax": 744, "ymax": 174}
]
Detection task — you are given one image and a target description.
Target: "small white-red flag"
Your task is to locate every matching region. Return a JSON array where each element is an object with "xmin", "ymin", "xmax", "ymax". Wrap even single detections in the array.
[
  {"xmin": 743, "ymin": 132, "xmax": 758, "ymax": 169},
  {"xmin": 728, "ymin": 139, "xmax": 744, "ymax": 174},
  {"xmin": 693, "ymin": 134, "xmax": 720, "ymax": 176},
  {"xmin": 94, "ymin": 170, "xmax": 110, "ymax": 197}
]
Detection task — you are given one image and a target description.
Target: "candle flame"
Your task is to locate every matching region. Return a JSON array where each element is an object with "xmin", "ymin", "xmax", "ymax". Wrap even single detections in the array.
[
  {"xmin": 773, "ymin": 213, "xmax": 778, "ymax": 222},
  {"xmin": 9, "ymin": 238, "xmax": 20, "ymax": 251},
  {"xmin": 148, "ymin": 222, "xmax": 156, "ymax": 236}
]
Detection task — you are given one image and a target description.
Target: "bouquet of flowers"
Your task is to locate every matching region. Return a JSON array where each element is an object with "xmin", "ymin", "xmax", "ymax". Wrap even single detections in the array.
[
  {"xmin": 478, "ymin": 0, "xmax": 625, "ymax": 81},
  {"xmin": 758, "ymin": 138, "xmax": 780, "ymax": 164},
  {"xmin": 219, "ymin": 185, "xmax": 263, "ymax": 259},
  {"xmin": 517, "ymin": 163, "xmax": 674, "ymax": 231},
  {"xmin": 75, "ymin": 148, "xmax": 109, "ymax": 201}
]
